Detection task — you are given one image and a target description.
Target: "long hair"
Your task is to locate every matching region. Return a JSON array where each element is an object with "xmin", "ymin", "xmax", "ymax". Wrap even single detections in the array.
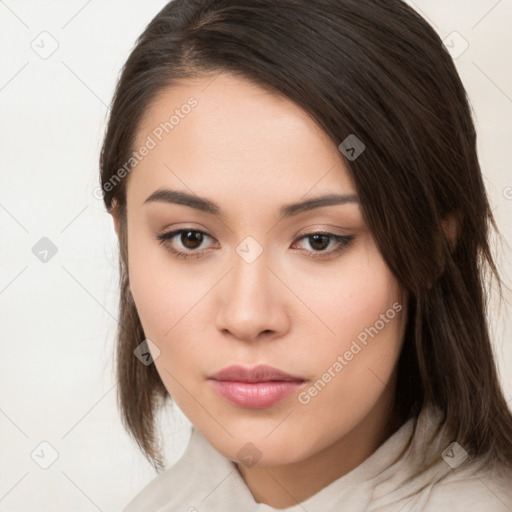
[{"xmin": 99, "ymin": 0, "xmax": 512, "ymax": 472}]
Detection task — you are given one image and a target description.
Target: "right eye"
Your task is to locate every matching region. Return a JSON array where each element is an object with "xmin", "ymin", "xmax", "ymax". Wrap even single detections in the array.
[{"xmin": 155, "ymin": 228, "xmax": 218, "ymax": 259}]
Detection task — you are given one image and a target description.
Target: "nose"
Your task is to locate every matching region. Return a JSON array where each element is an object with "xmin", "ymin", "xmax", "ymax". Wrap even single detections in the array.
[{"xmin": 214, "ymin": 248, "xmax": 290, "ymax": 342}]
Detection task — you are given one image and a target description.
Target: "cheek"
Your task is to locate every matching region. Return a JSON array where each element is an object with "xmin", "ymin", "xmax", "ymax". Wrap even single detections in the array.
[
  {"xmin": 127, "ymin": 244, "xmax": 208, "ymax": 407},
  {"xmin": 293, "ymin": 241, "xmax": 406, "ymax": 419},
  {"xmin": 288, "ymin": 236, "xmax": 403, "ymax": 346},
  {"xmin": 296, "ymin": 303, "xmax": 404, "ymax": 430},
  {"xmin": 126, "ymin": 222, "xmax": 205, "ymax": 338},
  {"xmin": 126, "ymin": 226, "xmax": 220, "ymax": 403}
]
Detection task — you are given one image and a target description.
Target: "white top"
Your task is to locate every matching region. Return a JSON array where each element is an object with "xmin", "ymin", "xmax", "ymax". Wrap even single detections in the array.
[{"xmin": 123, "ymin": 405, "xmax": 512, "ymax": 511}]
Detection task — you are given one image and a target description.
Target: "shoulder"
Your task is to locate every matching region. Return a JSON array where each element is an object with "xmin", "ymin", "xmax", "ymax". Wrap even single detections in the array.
[
  {"xmin": 394, "ymin": 405, "xmax": 512, "ymax": 511},
  {"xmin": 122, "ymin": 426, "xmax": 241, "ymax": 512},
  {"xmin": 122, "ymin": 428, "xmax": 202, "ymax": 512},
  {"xmin": 422, "ymin": 461, "xmax": 512, "ymax": 512}
]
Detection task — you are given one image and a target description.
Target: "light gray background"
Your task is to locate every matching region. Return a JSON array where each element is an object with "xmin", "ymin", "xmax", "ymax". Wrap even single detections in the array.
[{"xmin": 1, "ymin": 1, "xmax": 511, "ymax": 510}]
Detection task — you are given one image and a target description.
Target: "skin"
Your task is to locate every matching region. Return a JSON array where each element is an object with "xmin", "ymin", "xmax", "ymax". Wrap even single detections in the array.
[{"xmin": 112, "ymin": 72, "xmax": 409, "ymax": 508}]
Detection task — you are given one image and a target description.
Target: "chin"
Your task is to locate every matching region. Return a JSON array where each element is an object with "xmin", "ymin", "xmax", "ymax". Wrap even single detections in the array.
[{"xmin": 202, "ymin": 422, "xmax": 315, "ymax": 467}]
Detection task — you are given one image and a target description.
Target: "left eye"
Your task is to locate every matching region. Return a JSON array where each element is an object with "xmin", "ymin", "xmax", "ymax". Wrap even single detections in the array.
[
  {"xmin": 292, "ymin": 232, "xmax": 354, "ymax": 257},
  {"xmin": 295, "ymin": 233, "xmax": 344, "ymax": 251}
]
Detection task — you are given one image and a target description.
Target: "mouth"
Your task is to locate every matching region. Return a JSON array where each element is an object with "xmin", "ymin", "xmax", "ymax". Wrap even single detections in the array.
[{"xmin": 207, "ymin": 364, "xmax": 306, "ymax": 409}]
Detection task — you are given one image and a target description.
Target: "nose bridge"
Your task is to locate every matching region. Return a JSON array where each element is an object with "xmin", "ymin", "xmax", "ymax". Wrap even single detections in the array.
[
  {"xmin": 229, "ymin": 242, "xmax": 274, "ymax": 314},
  {"xmin": 232, "ymin": 246, "xmax": 269, "ymax": 300},
  {"xmin": 215, "ymin": 239, "xmax": 287, "ymax": 340}
]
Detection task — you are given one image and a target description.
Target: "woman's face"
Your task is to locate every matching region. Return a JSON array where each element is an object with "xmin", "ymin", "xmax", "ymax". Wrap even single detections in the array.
[{"xmin": 117, "ymin": 72, "xmax": 408, "ymax": 466}]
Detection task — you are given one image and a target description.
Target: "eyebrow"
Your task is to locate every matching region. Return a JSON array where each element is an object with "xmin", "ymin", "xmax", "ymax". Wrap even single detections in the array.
[{"xmin": 143, "ymin": 188, "xmax": 359, "ymax": 220}]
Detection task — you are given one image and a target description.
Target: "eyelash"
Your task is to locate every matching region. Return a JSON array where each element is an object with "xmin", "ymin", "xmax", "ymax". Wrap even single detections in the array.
[{"xmin": 155, "ymin": 228, "xmax": 355, "ymax": 261}]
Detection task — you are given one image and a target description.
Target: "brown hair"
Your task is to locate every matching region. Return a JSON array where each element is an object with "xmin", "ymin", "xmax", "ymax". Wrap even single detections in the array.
[{"xmin": 99, "ymin": 0, "xmax": 512, "ymax": 472}]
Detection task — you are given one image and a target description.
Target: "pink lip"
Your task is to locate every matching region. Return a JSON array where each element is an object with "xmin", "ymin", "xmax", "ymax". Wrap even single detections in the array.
[{"xmin": 208, "ymin": 364, "xmax": 306, "ymax": 409}]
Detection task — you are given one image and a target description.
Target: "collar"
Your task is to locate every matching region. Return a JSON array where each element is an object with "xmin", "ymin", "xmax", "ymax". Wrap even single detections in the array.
[{"xmin": 124, "ymin": 404, "xmax": 455, "ymax": 512}]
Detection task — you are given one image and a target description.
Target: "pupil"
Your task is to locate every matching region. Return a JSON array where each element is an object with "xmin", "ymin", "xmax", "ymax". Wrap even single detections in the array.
[
  {"xmin": 182, "ymin": 231, "xmax": 203, "ymax": 249},
  {"xmin": 310, "ymin": 234, "xmax": 329, "ymax": 251}
]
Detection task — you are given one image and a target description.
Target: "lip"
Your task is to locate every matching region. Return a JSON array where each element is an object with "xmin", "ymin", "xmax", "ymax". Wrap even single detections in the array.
[
  {"xmin": 208, "ymin": 364, "xmax": 306, "ymax": 409},
  {"xmin": 209, "ymin": 364, "xmax": 305, "ymax": 383}
]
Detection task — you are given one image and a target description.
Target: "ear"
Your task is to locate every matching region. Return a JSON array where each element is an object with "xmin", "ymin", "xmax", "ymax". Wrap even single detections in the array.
[
  {"xmin": 441, "ymin": 214, "xmax": 458, "ymax": 251},
  {"xmin": 109, "ymin": 200, "xmax": 121, "ymax": 237}
]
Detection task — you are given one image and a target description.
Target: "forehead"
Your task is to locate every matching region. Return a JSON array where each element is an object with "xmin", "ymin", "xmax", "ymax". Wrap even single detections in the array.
[{"xmin": 128, "ymin": 72, "xmax": 356, "ymax": 208}]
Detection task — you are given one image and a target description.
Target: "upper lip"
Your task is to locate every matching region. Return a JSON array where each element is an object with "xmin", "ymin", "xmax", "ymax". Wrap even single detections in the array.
[{"xmin": 208, "ymin": 364, "xmax": 305, "ymax": 383}]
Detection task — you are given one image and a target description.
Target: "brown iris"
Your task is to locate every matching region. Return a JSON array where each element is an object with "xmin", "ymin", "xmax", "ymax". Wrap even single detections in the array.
[{"xmin": 181, "ymin": 231, "xmax": 204, "ymax": 249}]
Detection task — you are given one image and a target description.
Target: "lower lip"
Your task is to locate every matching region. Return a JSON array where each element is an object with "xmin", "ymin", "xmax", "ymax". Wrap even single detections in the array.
[{"xmin": 209, "ymin": 380, "xmax": 305, "ymax": 408}]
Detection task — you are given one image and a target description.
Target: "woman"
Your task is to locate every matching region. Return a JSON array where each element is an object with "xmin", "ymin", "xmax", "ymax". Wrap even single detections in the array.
[{"xmin": 99, "ymin": 0, "xmax": 512, "ymax": 510}]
